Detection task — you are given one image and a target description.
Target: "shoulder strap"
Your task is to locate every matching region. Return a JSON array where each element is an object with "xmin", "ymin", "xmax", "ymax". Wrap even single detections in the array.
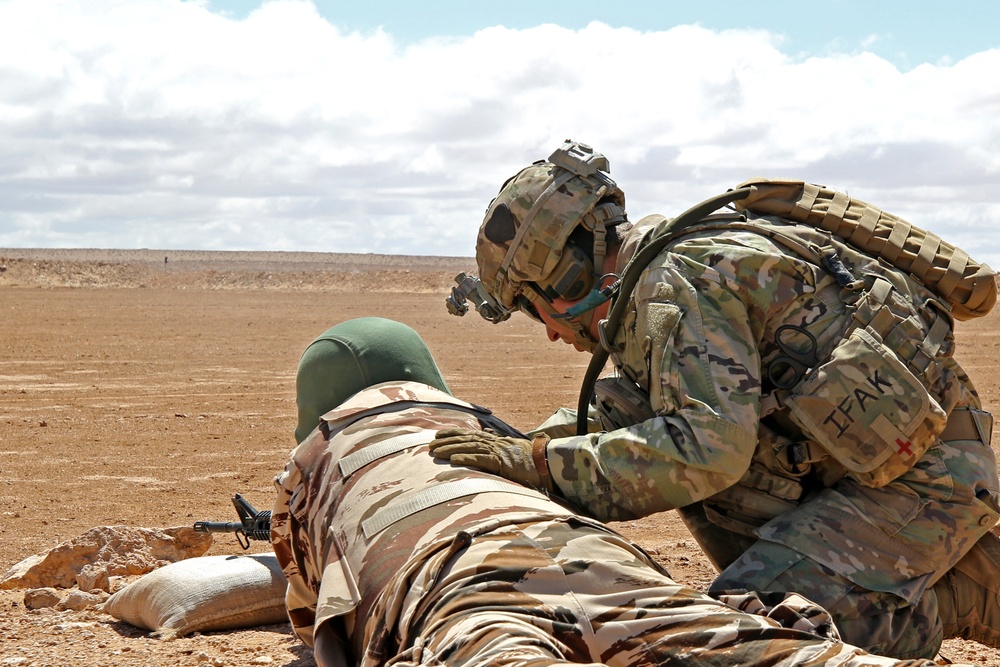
[
  {"xmin": 576, "ymin": 187, "xmax": 753, "ymax": 435},
  {"xmin": 326, "ymin": 399, "xmax": 528, "ymax": 440}
]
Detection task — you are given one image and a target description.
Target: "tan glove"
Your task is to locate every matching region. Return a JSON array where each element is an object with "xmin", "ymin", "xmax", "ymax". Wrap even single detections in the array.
[{"xmin": 429, "ymin": 428, "xmax": 553, "ymax": 492}]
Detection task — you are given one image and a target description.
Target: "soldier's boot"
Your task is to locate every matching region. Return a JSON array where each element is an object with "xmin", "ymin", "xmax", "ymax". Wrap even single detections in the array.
[{"xmin": 933, "ymin": 530, "xmax": 1000, "ymax": 648}]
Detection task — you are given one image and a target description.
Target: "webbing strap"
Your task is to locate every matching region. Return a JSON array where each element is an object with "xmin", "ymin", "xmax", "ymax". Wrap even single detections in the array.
[
  {"xmin": 822, "ymin": 191, "xmax": 850, "ymax": 234},
  {"xmin": 325, "ymin": 400, "xmax": 528, "ymax": 441},
  {"xmin": 940, "ymin": 407, "xmax": 994, "ymax": 445},
  {"xmin": 938, "ymin": 246, "xmax": 969, "ymax": 299},
  {"xmin": 361, "ymin": 478, "xmax": 547, "ymax": 538},
  {"xmin": 884, "ymin": 220, "xmax": 911, "ymax": 264},
  {"xmin": 848, "ymin": 276, "xmax": 949, "ymax": 386},
  {"xmin": 794, "ymin": 183, "xmax": 820, "ymax": 220},
  {"xmin": 967, "ymin": 270, "xmax": 994, "ymax": 312},
  {"xmin": 338, "ymin": 431, "xmax": 431, "ymax": 477},
  {"xmin": 911, "ymin": 234, "xmax": 940, "ymax": 280},
  {"xmin": 851, "ymin": 207, "xmax": 881, "ymax": 248},
  {"xmin": 499, "ymin": 170, "xmax": 576, "ymax": 276}
]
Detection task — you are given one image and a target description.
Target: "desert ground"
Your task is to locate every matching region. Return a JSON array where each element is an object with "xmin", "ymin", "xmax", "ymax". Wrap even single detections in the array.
[{"xmin": 1, "ymin": 248, "xmax": 999, "ymax": 666}]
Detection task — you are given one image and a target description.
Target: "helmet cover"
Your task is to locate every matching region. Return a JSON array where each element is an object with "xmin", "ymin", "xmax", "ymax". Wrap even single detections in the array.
[{"xmin": 476, "ymin": 145, "xmax": 624, "ymax": 311}]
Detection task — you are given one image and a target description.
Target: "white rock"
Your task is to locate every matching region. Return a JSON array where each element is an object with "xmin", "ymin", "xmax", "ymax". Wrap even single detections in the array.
[{"xmin": 1, "ymin": 525, "xmax": 213, "ymax": 591}]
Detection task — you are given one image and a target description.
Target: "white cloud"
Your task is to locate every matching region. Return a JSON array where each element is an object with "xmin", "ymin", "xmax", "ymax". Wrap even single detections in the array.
[{"xmin": 1, "ymin": 0, "xmax": 998, "ymax": 267}]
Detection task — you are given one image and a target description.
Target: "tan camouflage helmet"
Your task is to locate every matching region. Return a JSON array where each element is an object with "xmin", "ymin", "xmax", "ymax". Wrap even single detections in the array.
[{"xmin": 476, "ymin": 141, "xmax": 627, "ymax": 313}]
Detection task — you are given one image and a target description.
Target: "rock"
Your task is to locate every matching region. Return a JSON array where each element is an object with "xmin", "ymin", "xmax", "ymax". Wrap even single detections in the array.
[
  {"xmin": 77, "ymin": 564, "xmax": 110, "ymax": 592},
  {"xmin": 56, "ymin": 589, "xmax": 109, "ymax": 611},
  {"xmin": 1, "ymin": 526, "xmax": 213, "ymax": 591},
  {"xmin": 23, "ymin": 587, "xmax": 62, "ymax": 609},
  {"xmin": 107, "ymin": 575, "xmax": 128, "ymax": 593},
  {"xmin": 50, "ymin": 621, "xmax": 98, "ymax": 631}
]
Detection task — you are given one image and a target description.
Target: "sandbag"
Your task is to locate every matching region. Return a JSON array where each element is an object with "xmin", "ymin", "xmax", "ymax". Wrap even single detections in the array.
[{"xmin": 101, "ymin": 553, "xmax": 287, "ymax": 639}]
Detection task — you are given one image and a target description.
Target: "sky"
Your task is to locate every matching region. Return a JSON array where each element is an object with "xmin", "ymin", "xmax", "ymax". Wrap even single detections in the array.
[{"xmin": 2, "ymin": 0, "xmax": 999, "ymax": 265}]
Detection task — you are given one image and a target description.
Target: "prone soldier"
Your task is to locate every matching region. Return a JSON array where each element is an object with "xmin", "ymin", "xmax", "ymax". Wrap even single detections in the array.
[{"xmin": 272, "ymin": 316, "xmax": 989, "ymax": 666}]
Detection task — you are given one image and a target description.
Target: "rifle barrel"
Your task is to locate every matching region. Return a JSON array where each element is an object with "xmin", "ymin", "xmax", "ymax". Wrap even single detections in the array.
[{"xmin": 193, "ymin": 520, "xmax": 244, "ymax": 534}]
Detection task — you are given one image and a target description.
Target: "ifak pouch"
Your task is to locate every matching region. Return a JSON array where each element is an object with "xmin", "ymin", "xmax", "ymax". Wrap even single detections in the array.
[{"xmin": 784, "ymin": 327, "xmax": 947, "ymax": 488}]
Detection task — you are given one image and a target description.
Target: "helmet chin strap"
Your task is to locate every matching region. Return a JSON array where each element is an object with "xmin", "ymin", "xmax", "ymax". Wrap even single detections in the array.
[
  {"xmin": 555, "ymin": 279, "xmax": 617, "ymax": 319},
  {"xmin": 558, "ymin": 279, "xmax": 619, "ymax": 352},
  {"xmin": 521, "ymin": 276, "xmax": 620, "ymax": 353},
  {"xmin": 518, "ymin": 283, "xmax": 597, "ymax": 351},
  {"xmin": 567, "ymin": 307, "xmax": 600, "ymax": 352}
]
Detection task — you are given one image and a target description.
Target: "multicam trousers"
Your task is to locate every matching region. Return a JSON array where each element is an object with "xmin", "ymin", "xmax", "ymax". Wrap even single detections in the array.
[
  {"xmin": 374, "ymin": 518, "xmax": 962, "ymax": 667},
  {"xmin": 708, "ymin": 432, "xmax": 1000, "ymax": 659}
]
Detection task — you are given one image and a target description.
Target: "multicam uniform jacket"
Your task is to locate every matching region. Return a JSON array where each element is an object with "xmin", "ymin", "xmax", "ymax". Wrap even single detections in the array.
[
  {"xmin": 271, "ymin": 380, "xmax": 957, "ymax": 667},
  {"xmin": 536, "ymin": 214, "xmax": 1000, "ymax": 657}
]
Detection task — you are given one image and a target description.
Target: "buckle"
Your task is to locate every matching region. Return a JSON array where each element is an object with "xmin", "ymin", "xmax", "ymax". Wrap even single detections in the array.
[{"xmin": 597, "ymin": 318, "xmax": 622, "ymax": 355}]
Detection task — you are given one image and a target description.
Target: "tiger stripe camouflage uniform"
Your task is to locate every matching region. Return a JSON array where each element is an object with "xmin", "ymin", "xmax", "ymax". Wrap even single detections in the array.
[
  {"xmin": 271, "ymin": 379, "xmax": 983, "ymax": 667},
  {"xmin": 533, "ymin": 214, "xmax": 1000, "ymax": 659}
]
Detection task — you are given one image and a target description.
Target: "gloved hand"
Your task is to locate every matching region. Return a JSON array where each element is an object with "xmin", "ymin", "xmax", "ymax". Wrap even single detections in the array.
[{"xmin": 429, "ymin": 428, "xmax": 553, "ymax": 492}]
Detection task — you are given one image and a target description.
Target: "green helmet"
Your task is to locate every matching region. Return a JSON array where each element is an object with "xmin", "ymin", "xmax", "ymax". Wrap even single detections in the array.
[
  {"xmin": 475, "ymin": 141, "xmax": 626, "ymax": 317},
  {"xmin": 294, "ymin": 317, "xmax": 451, "ymax": 443}
]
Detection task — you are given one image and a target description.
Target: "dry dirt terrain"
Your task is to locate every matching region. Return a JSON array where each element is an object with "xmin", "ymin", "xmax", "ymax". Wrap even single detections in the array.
[{"xmin": 1, "ymin": 248, "xmax": 999, "ymax": 666}]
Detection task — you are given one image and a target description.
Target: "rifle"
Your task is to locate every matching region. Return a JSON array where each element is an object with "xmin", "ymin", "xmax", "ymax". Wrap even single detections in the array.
[{"xmin": 193, "ymin": 493, "xmax": 272, "ymax": 550}]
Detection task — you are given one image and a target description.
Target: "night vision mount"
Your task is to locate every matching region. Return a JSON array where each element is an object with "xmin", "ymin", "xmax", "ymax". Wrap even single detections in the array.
[
  {"xmin": 548, "ymin": 140, "xmax": 616, "ymax": 189},
  {"xmin": 446, "ymin": 271, "xmax": 513, "ymax": 323}
]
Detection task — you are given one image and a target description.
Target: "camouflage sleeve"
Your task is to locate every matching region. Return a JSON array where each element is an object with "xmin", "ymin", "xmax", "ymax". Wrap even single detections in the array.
[
  {"xmin": 528, "ymin": 406, "xmax": 603, "ymax": 440},
  {"xmin": 272, "ymin": 461, "xmax": 320, "ymax": 647},
  {"xmin": 546, "ymin": 233, "xmax": 800, "ymax": 521}
]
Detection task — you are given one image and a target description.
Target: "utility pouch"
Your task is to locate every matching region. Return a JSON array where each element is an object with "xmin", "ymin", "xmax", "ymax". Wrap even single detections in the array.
[
  {"xmin": 785, "ymin": 327, "xmax": 948, "ymax": 487},
  {"xmin": 592, "ymin": 375, "xmax": 656, "ymax": 431}
]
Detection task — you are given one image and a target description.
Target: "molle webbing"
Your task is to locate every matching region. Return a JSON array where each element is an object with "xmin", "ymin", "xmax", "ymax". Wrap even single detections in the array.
[
  {"xmin": 734, "ymin": 179, "xmax": 997, "ymax": 320},
  {"xmin": 361, "ymin": 479, "xmax": 547, "ymax": 538},
  {"xmin": 338, "ymin": 431, "xmax": 431, "ymax": 477},
  {"xmin": 847, "ymin": 276, "xmax": 951, "ymax": 389}
]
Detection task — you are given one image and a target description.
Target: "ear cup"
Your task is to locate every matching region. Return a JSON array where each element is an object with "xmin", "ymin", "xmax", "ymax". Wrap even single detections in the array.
[{"xmin": 539, "ymin": 243, "xmax": 593, "ymax": 301}]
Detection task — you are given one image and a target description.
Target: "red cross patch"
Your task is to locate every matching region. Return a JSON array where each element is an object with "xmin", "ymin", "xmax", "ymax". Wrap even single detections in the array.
[{"xmin": 895, "ymin": 438, "xmax": 913, "ymax": 457}]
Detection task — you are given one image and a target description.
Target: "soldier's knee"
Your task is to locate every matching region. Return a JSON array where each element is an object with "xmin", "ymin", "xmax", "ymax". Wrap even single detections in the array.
[{"xmin": 708, "ymin": 541, "xmax": 808, "ymax": 593}]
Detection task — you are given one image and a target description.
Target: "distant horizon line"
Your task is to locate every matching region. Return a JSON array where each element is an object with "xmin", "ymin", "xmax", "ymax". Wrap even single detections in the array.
[{"xmin": 0, "ymin": 247, "xmax": 475, "ymax": 261}]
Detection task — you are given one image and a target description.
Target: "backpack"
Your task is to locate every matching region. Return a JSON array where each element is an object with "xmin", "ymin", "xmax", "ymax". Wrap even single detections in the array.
[{"xmin": 733, "ymin": 178, "xmax": 996, "ymax": 321}]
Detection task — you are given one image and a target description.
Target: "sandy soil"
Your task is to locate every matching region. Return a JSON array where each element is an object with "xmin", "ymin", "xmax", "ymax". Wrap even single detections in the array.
[{"xmin": 1, "ymin": 248, "xmax": 999, "ymax": 666}]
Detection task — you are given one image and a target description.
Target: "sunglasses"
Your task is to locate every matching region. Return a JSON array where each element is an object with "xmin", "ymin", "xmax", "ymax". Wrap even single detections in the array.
[{"xmin": 515, "ymin": 294, "xmax": 544, "ymax": 323}]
